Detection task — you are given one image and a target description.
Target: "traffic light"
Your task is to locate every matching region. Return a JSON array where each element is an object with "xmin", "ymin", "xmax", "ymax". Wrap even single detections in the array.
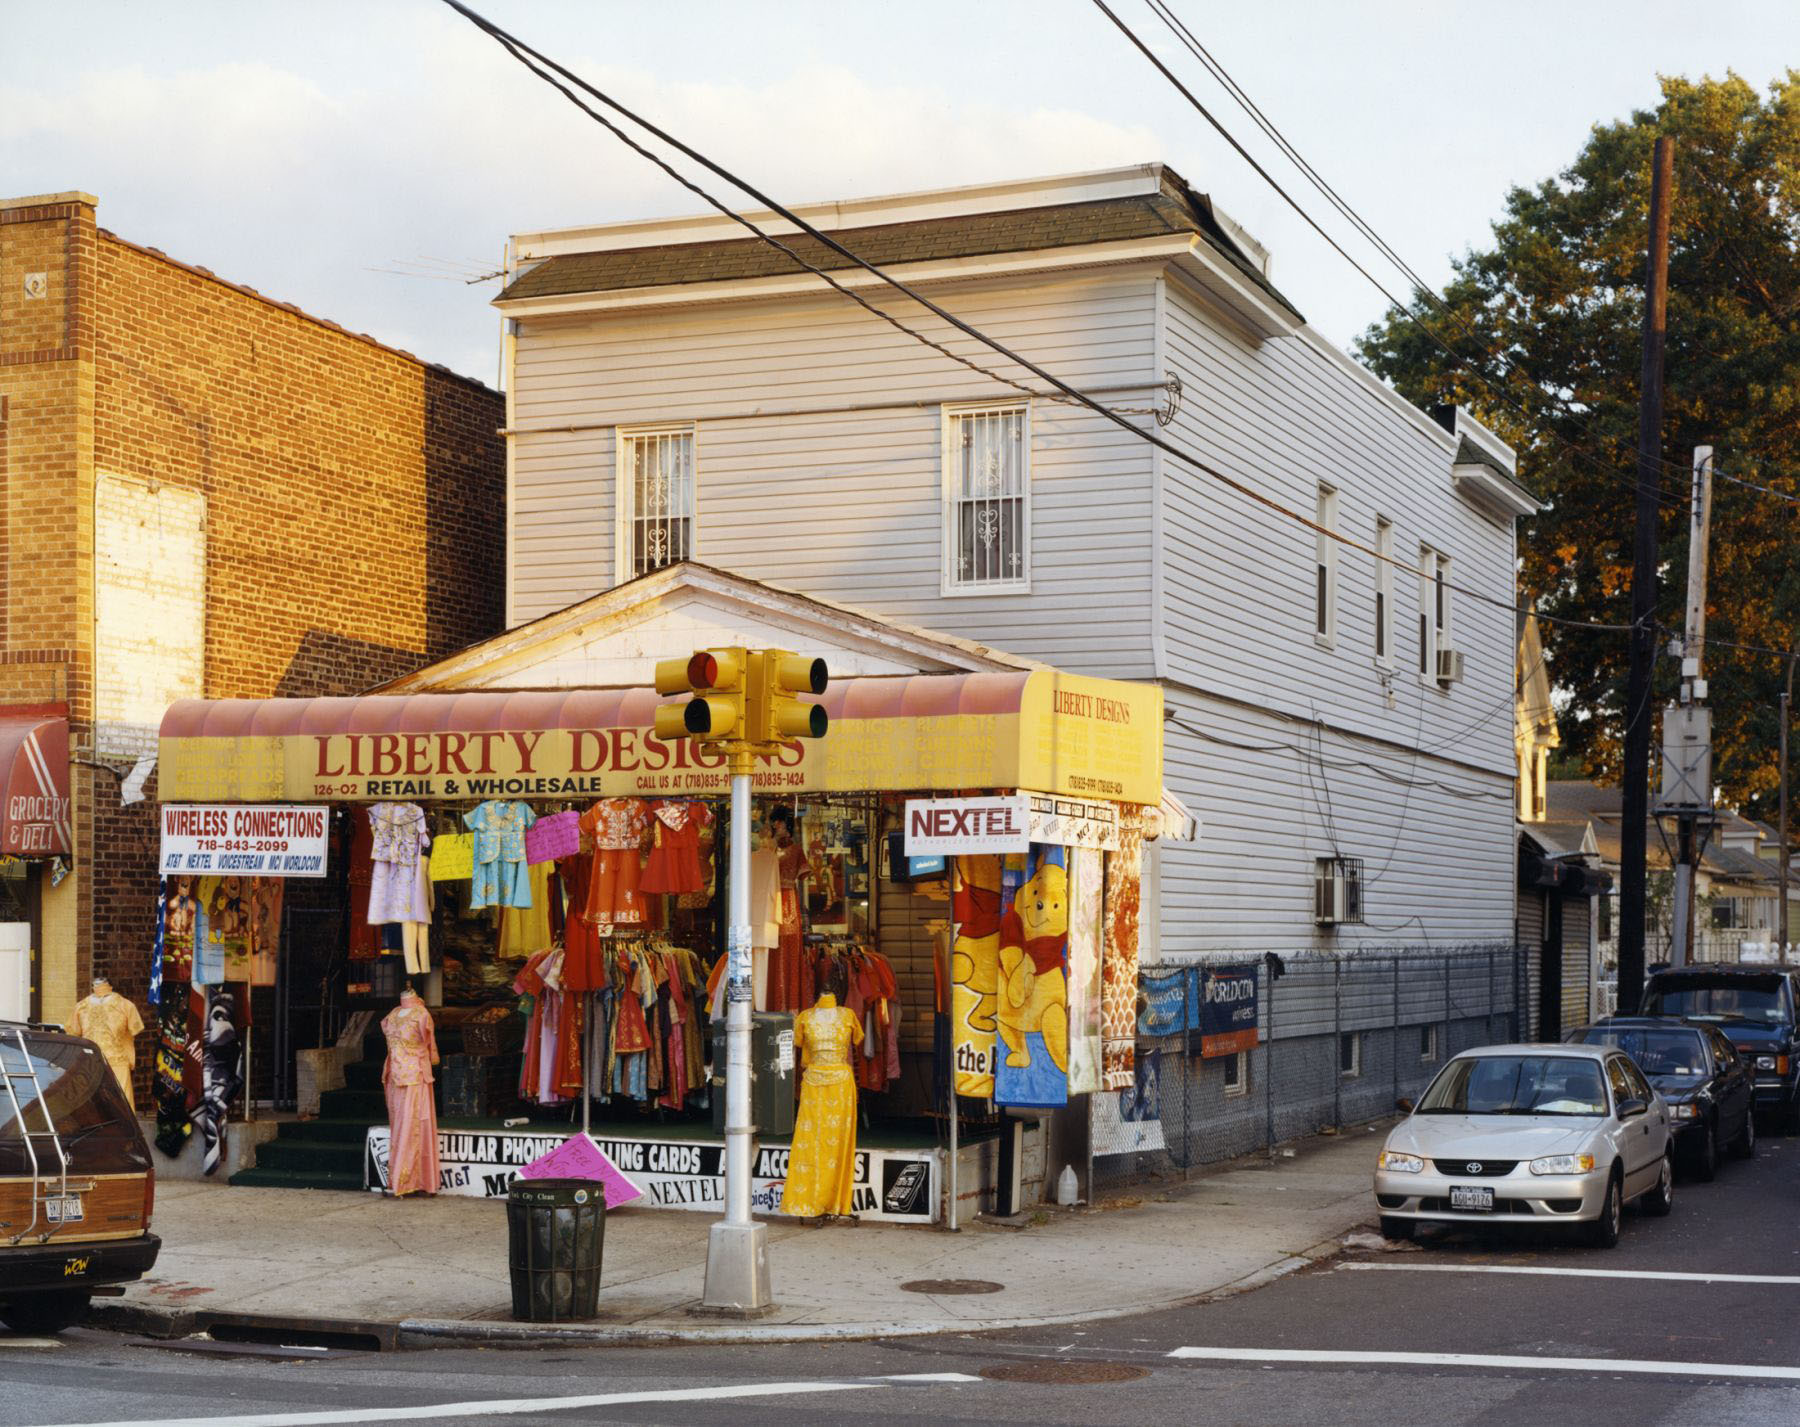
[
  {"xmin": 653, "ymin": 647, "xmax": 747, "ymax": 743},
  {"xmin": 747, "ymin": 649, "xmax": 829, "ymax": 743}
]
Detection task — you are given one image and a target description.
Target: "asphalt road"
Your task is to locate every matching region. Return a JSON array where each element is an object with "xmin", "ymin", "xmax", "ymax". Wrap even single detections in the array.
[{"xmin": 5, "ymin": 1134, "xmax": 1798, "ymax": 1426}]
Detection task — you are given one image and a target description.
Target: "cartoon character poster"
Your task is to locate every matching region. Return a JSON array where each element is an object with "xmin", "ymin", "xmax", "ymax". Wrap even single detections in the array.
[
  {"xmin": 206, "ymin": 876, "xmax": 253, "ymax": 981},
  {"xmin": 162, "ymin": 876, "xmax": 199, "ymax": 981},
  {"xmin": 994, "ymin": 844, "xmax": 1071, "ymax": 1109},
  {"xmin": 950, "ymin": 855, "xmax": 1002, "ymax": 1098}
]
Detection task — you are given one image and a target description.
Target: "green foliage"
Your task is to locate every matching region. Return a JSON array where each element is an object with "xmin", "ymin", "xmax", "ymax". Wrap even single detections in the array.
[{"xmin": 1359, "ymin": 74, "xmax": 1800, "ymax": 818}]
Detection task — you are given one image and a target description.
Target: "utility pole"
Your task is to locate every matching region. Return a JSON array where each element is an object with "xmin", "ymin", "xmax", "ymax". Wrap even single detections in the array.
[
  {"xmin": 1667, "ymin": 446, "xmax": 1713, "ymax": 968},
  {"xmin": 1618, "ymin": 135, "xmax": 1675, "ymax": 1010},
  {"xmin": 1782, "ymin": 655, "xmax": 1794, "ymax": 953}
]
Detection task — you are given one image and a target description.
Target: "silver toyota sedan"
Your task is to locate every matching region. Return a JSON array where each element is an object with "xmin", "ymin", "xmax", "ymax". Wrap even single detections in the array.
[{"xmin": 1373, "ymin": 1043, "xmax": 1674, "ymax": 1248}]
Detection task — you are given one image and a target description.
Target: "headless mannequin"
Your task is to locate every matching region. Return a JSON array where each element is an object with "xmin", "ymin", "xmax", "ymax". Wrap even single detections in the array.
[{"xmin": 70, "ymin": 977, "xmax": 145, "ymax": 1112}]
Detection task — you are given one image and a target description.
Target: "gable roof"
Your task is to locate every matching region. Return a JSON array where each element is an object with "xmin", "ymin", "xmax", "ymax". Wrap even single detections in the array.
[
  {"xmin": 499, "ymin": 166, "xmax": 1302, "ymax": 322},
  {"xmin": 375, "ymin": 560, "xmax": 1042, "ymax": 695}
]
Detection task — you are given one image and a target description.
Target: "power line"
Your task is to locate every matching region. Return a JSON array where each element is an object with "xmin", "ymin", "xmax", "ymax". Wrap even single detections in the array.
[
  {"xmin": 1094, "ymin": 0, "xmax": 1688, "ymax": 513},
  {"xmin": 442, "ymin": 0, "xmax": 1646, "ymax": 646}
]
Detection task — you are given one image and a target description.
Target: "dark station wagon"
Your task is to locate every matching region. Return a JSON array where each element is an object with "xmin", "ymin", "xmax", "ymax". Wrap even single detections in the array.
[{"xmin": 1, "ymin": 1022, "xmax": 160, "ymax": 1334}]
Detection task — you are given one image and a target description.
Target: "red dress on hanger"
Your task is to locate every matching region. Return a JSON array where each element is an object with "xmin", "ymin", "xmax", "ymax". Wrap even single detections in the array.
[{"xmin": 641, "ymin": 801, "xmax": 713, "ymax": 895}]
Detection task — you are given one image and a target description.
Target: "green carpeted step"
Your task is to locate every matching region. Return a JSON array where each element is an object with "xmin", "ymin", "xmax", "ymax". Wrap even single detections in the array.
[
  {"xmin": 254, "ymin": 1140, "xmax": 365, "ymax": 1175},
  {"xmin": 318, "ymin": 1088, "xmax": 389, "ymax": 1119},
  {"xmin": 277, "ymin": 1119, "xmax": 373, "ymax": 1145},
  {"xmin": 227, "ymin": 1165, "xmax": 366, "ymax": 1192}
]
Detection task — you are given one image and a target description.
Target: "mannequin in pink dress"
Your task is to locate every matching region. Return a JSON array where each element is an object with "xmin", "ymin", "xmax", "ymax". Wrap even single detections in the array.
[{"xmin": 380, "ymin": 985, "xmax": 440, "ymax": 1197}]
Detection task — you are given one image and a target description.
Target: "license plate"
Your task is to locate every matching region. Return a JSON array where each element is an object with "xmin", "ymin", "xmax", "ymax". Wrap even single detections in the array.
[
  {"xmin": 1449, "ymin": 1185, "xmax": 1494, "ymax": 1211},
  {"xmin": 43, "ymin": 1195, "xmax": 83, "ymax": 1224}
]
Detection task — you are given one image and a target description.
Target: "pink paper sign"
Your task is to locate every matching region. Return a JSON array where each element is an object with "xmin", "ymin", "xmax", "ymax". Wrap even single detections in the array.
[{"xmin": 518, "ymin": 1133, "xmax": 643, "ymax": 1208}]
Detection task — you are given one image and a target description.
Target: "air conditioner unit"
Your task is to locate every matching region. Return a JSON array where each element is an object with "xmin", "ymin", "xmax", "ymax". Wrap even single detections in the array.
[
  {"xmin": 1435, "ymin": 647, "xmax": 1465, "ymax": 684},
  {"xmin": 1315, "ymin": 856, "xmax": 1365, "ymax": 926}
]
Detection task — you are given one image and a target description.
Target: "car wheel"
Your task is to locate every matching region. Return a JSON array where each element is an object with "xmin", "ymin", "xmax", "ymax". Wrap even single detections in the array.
[
  {"xmin": 1583, "ymin": 1171, "xmax": 1623, "ymax": 1249},
  {"xmin": 1691, "ymin": 1121, "xmax": 1717, "ymax": 1181},
  {"xmin": 1378, "ymin": 1216, "xmax": 1415, "ymax": 1242},
  {"xmin": 1784, "ymin": 1095, "xmax": 1800, "ymax": 1137},
  {"xmin": 1643, "ymin": 1150, "xmax": 1675, "ymax": 1217},
  {"xmin": 1732, "ymin": 1105, "xmax": 1757, "ymax": 1159},
  {"xmin": 0, "ymin": 1290, "xmax": 91, "ymax": 1335}
]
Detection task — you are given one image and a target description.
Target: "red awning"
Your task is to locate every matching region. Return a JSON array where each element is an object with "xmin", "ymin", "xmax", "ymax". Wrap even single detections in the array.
[{"xmin": 0, "ymin": 710, "xmax": 71, "ymax": 856}]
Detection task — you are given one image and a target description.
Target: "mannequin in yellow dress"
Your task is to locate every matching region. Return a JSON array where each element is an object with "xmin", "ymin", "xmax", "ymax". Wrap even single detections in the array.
[{"xmin": 780, "ymin": 961, "xmax": 864, "ymax": 1219}]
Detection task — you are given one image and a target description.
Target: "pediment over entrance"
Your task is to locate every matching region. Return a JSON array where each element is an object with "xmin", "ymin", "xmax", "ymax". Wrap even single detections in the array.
[{"xmin": 379, "ymin": 562, "xmax": 1038, "ymax": 693}]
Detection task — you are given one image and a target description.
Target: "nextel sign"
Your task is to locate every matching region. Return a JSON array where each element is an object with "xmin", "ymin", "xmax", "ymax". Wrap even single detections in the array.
[{"xmin": 903, "ymin": 795, "xmax": 1030, "ymax": 857}]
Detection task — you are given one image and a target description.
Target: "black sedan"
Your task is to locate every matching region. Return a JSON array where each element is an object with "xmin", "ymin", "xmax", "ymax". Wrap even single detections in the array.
[{"xmin": 1566, "ymin": 1017, "xmax": 1756, "ymax": 1180}]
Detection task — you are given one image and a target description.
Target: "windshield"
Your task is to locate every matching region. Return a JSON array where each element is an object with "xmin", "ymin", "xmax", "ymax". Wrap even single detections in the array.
[
  {"xmin": 1643, "ymin": 980, "xmax": 1788, "ymax": 1025},
  {"xmin": 1576, "ymin": 1027, "xmax": 1707, "ymax": 1076},
  {"xmin": 1417, "ymin": 1055, "xmax": 1609, "ymax": 1117}
]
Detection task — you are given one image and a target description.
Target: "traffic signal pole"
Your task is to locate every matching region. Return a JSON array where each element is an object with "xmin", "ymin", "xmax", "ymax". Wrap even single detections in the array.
[
  {"xmin": 703, "ymin": 747, "xmax": 770, "ymax": 1313},
  {"xmin": 655, "ymin": 645, "xmax": 826, "ymax": 1315}
]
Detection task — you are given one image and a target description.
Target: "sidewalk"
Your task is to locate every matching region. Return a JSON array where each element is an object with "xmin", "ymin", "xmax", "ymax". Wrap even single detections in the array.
[{"xmin": 99, "ymin": 1124, "xmax": 1387, "ymax": 1347}]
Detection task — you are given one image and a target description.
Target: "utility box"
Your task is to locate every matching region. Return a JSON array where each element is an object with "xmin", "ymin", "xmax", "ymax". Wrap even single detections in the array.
[
  {"xmin": 711, "ymin": 1010, "xmax": 796, "ymax": 1138},
  {"xmin": 1658, "ymin": 703, "xmax": 1713, "ymax": 813}
]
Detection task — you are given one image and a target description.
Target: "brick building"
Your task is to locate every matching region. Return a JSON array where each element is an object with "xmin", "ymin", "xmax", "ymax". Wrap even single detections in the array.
[{"xmin": 0, "ymin": 191, "xmax": 505, "ymax": 1087}]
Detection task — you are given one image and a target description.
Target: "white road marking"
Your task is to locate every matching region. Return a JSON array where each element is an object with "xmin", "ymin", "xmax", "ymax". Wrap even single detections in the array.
[
  {"xmin": 0, "ymin": 1337, "xmax": 61, "ymax": 1349},
  {"xmin": 875, "ymin": 1373, "xmax": 981, "ymax": 1383},
  {"xmin": 1340, "ymin": 1262, "xmax": 1800, "ymax": 1286},
  {"xmin": 1168, "ymin": 1346, "xmax": 1800, "ymax": 1381},
  {"xmin": 36, "ymin": 1379, "xmax": 883, "ymax": 1427}
]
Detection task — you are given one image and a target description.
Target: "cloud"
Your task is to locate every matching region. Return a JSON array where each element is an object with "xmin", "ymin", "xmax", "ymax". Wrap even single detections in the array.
[{"xmin": 0, "ymin": 41, "xmax": 1159, "ymax": 381}]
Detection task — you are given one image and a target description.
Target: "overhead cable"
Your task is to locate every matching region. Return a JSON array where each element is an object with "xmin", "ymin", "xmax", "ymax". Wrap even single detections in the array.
[{"xmin": 439, "ymin": 0, "xmax": 1647, "ymax": 643}]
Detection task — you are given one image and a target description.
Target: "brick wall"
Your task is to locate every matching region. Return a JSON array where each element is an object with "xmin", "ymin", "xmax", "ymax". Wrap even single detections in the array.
[
  {"xmin": 72, "ymin": 215, "xmax": 505, "ymax": 1098},
  {"xmin": 0, "ymin": 196, "xmax": 93, "ymax": 720}
]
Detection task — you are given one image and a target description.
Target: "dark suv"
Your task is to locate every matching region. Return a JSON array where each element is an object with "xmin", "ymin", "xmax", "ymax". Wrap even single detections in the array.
[
  {"xmin": 2, "ymin": 1022, "xmax": 160, "ymax": 1334},
  {"xmin": 1640, "ymin": 965, "xmax": 1800, "ymax": 1133}
]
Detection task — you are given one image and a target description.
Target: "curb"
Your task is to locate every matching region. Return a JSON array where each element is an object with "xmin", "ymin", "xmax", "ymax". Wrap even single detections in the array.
[
  {"xmin": 397, "ymin": 1240, "xmax": 1350, "ymax": 1349},
  {"xmin": 88, "ymin": 1229, "xmax": 1362, "ymax": 1351}
]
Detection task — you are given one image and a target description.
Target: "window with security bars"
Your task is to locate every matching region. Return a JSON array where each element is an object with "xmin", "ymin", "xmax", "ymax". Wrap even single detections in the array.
[
  {"xmin": 943, "ymin": 403, "xmax": 1029, "ymax": 592},
  {"xmin": 618, "ymin": 426, "xmax": 694, "ymax": 579}
]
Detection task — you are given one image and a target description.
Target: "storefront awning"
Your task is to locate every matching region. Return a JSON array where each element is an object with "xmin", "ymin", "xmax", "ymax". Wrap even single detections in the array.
[
  {"xmin": 158, "ymin": 671, "xmax": 1164, "ymax": 807},
  {"xmin": 0, "ymin": 710, "xmax": 72, "ymax": 856}
]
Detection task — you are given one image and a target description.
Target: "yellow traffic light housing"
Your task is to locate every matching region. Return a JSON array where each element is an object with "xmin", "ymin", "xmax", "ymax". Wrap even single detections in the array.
[
  {"xmin": 652, "ymin": 647, "xmax": 747, "ymax": 743},
  {"xmin": 747, "ymin": 649, "xmax": 829, "ymax": 743}
]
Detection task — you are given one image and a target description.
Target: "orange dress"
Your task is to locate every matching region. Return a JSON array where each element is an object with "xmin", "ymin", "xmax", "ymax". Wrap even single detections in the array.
[{"xmin": 779, "ymin": 995, "xmax": 864, "ymax": 1218}]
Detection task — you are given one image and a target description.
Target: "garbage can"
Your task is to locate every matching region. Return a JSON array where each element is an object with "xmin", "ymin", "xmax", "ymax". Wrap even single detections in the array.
[{"xmin": 506, "ymin": 1178, "xmax": 605, "ymax": 1322}]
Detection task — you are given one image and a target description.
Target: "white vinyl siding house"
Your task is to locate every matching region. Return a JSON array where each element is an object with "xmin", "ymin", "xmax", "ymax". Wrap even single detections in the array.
[{"xmin": 497, "ymin": 163, "xmax": 1530, "ymax": 955}]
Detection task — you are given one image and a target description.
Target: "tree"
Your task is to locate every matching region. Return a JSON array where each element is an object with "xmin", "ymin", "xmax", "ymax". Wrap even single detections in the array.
[{"xmin": 1359, "ymin": 73, "xmax": 1800, "ymax": 818}]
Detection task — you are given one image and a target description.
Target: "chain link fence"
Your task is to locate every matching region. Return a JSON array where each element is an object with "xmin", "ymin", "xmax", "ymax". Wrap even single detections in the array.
[{"xmin": 1094, "ymin": 946, "xmax": 1526, "ymax": 1188}]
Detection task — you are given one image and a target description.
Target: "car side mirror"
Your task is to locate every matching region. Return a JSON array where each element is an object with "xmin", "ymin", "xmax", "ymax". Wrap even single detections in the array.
[
  {"xmin": 1618, "ymin": 1097, "xmax": 1647, "ymax": 1119},
  {"xmin": 1395, "ymin": 1097, "xmax": 1414, "ymax": 1114}
]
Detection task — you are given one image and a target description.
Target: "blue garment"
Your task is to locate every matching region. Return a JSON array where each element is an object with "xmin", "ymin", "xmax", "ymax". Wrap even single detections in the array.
[{"xmin": 464, "ymin": 800, "xmax": 537, "ymax": 909}]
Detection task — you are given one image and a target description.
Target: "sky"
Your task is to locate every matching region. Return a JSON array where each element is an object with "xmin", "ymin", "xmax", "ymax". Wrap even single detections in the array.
[{"xmin": 4, "ymin": 1, "xmax": 1797, "ymax": 385}]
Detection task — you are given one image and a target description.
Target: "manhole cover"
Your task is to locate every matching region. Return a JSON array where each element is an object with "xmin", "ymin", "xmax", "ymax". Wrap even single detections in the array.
[
  {"xmin": 898, "ymin": 1278, "xmax": 1004, "ymax": 1295},
  {"xmin": 979, "ymin": 1361, "xmax": 1150, "ymax": 1384}
]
